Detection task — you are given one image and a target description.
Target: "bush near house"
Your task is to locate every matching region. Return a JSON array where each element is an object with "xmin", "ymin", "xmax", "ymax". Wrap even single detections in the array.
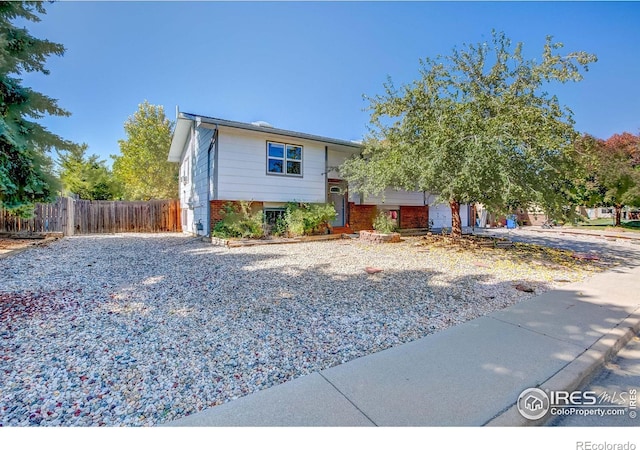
[
  {"xmin": 212, "ymin": 201, "xmax": 264, "ymax": 239},
  {"xmin": 268, "ymin": 215, "xmax": 288, "ymax": 237},
  {"xmin": 373, "ymin": 210, "xmax": 398, "ymax": 234},
  {"xmin": 284, "ymin": 202, "xmax": 337, "ymax": 237},
  {"xmin": 212, "ymin": 201, "xmax": 337, "ymax": 239}
]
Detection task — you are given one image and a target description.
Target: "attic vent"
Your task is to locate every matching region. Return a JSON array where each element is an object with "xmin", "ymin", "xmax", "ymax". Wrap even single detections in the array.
[
  {"xmin": 251, "ymin": 120, "xmax": 274, "ymax": 128},
  {"xmin": 329, "ymin": 186, "xmax": 341, "ymax": 194}
]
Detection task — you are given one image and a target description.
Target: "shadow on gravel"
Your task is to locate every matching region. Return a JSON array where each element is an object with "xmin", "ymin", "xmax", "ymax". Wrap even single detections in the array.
[{"xmin": 2, "ymin": 234, "xmax": 637, "ymax": 426}]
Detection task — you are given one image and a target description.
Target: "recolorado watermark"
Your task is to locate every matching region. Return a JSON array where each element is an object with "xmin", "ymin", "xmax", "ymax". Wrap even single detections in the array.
[
  {"xmin": 576, "ymin": 442, "xmax": 636, "ymax": 450},
  {"xmin": 516, "ymin": 387, "xmax": 637, "ymax": 421}
]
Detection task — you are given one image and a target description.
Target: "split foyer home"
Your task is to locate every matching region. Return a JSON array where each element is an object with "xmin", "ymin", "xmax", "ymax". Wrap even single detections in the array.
[{"xmin": 167, "ymin": 111, "xmax": 472, "ymax": 236}]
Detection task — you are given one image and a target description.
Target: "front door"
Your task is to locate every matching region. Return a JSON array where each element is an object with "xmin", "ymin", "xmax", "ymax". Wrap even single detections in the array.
[{"xmin": 329, "ymin": 184, "xmax": 345, "ymax": 227}]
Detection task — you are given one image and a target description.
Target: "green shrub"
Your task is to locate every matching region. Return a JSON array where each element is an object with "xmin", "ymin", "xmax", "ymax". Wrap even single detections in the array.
[
  {"xmin": 212, "ymin": 201, "xmax": 264, "ymax": 239},
  {"xmin": 271, "ymin": 215, "xmax": 288, "ymax": 237},
  {"xmin": 284, "ymin": 202, "xmax": 337, "ymax": 236},
  {"xmin": 284, "ymin": 207, "xmax": 306, "ymax": 236},
  {"xmin": 373, "ymin": 210, "xmax": 398, "ymax": 234}
]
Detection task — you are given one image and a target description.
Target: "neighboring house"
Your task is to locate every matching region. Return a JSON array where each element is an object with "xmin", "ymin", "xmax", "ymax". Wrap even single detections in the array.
[
  {"xmin": 584, "ymin": 207, "xmax": 639, "ymax": 221},
  {"xmin": 585, "ymin": 207, "xmax": 614, "ymax": 220},
  {"xmin": 167, "ymin": 111, "xmax": 471, "ymax": 236},
  {"xmin": 515, "ymin": 205, "xmax": 547, "ymax": 226}
]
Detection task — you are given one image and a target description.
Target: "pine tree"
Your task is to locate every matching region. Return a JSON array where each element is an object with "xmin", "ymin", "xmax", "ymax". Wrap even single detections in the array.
[
  {"xmin": 0, "ymin": 1, "xmax": 73, "ymax": 216},
  {"xmin": 57, "ymin": 143, "xmax": 122, "ymax": 200}
]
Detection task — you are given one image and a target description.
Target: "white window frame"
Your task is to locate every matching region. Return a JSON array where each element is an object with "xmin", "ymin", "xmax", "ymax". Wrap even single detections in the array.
[{"xmin": 266, "ymin": 141, "xmax": 303, "ymax": 177}]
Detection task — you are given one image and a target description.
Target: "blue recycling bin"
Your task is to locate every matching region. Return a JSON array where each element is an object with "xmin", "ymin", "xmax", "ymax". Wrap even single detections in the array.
[{"xmin": 506, "ymin": 215, "xmax": 517, "ymax": 229}]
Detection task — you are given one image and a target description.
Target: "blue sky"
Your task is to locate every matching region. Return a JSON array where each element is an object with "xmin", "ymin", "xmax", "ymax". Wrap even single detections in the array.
[{"xmin": 18, "ymin": 1, "xmax": 640, "ymax": 166}]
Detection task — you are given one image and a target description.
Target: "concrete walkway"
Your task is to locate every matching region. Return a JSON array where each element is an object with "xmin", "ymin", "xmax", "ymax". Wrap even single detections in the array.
[{"xmin": 167, "ymin": 263, "xmax": 640, "ymax": 427}]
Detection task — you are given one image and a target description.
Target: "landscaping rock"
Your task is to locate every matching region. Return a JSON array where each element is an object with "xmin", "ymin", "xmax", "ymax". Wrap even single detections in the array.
[
  {"xmin": 0, "ymin": 233, "xmax": 604, "ymax": 426},
  {"xmin": 359, "ymin": 230, "xmax": 401, "ymax": 243},
  {"xmin": 571, "ymin": 253, "xmax": 600, "ymax": 261},
  {"xmin": 514, "ymin": 284, "xmax": 535, "ymax": 293}
]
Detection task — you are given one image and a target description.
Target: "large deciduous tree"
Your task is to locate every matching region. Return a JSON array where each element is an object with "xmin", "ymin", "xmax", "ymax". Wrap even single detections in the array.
[
  {"xmin": 0, "ymin": 1, "xmax": 73, "ymax": 216},
  {"xmin": 57, "ymin": 144, "xmax": 121, "ymax": 200},
  {"xmin": 340, "ymin": 31, "xmax": 596, "ymax": 237},
  {"xmin": 575, "ymin": 132, "xmax": 640, "ymax": 226},
  {"xmin": 111, "ymin": 101, "xmax": 178, "ymax": 200}
]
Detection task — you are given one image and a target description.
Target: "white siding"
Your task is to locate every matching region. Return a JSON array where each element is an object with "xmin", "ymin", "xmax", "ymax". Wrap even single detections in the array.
[
  {"xmin": 191, "ymin": 127, "xmax": 215, "ymax": 236},
  {"xmin": 179, "ymin": 127, "xmax": 194, "ymax": 234},
  {"xmin": 217, "ymin": 127, "xmax": 327, "ymax": 203},
  {"xmin": 327, "ymin": 148, "xmax": 358, "ymax": 179},
  {"xmin": 179, "ymin": 125, "xmax": 214, "ymax": 236},
  {"xmin": 348, "ymin": 190, "xmax": 362, "ymax": 204},
  {"xmin": 429, "ymin": 202, "xmax": 471, "ymax": 228},
  {"xmin": 364, "ymin": 189, "xmax": 425, "ymax": 207}
]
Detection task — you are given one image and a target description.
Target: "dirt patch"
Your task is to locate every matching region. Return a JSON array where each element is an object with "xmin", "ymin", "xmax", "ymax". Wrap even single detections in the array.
[
  {"xmin": 0, "ymin": 238, "xmax": 38, "ymax": 251},
  {"xmin": 414, "ymin": 234, "xmax": 609, "ymax": 271},
  {"xmin": 0, "ymin": 236, "xmax": 60, "ymax": 257}
]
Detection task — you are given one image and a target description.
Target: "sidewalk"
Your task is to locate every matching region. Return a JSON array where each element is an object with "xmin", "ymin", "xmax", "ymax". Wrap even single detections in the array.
[{"xmin": 167, "ymin": 264, "xmax": 640, "ymax": 427}]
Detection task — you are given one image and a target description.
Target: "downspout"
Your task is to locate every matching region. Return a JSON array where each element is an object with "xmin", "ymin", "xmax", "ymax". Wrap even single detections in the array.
[
  {"xmin": 207, "ymin": 125, "xmax": 219, "ymax": 236},
  {"xmin": 324, "ymin": 146, "xmax": 329, "ymax": 202},
  {"xmin": 213, "ymin": 126, "xmax": 219, "ymax": 200},
  {"xmin": 189, "ymin": 123, "xmax": 196, "ymax": 234}
]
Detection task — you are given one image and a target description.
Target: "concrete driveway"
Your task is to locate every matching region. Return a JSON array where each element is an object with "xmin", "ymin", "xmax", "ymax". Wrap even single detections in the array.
[{"xmin": 473, "ymin": 227, "xmax": 640, "ymax": 269}]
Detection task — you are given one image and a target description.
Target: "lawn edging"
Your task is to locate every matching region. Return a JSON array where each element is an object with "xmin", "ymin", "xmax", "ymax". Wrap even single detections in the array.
[{"xmin": 211, "ymin": 233, "xmax": 346, "ymax": 248}]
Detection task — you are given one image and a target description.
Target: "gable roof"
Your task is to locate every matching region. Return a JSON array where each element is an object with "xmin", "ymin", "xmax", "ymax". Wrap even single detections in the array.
[{"xmin": 168, "ymin": 111, "xmax": 363, "ymax": 162}]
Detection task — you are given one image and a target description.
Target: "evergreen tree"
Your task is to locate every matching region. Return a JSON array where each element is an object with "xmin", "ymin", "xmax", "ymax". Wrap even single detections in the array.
[
  {"xmin": 0, "ymin": 1, "xmax": 73, "ymax": 216},
  {"xmin": 58, "ymin": 143, "xmax": 121, "ymax": 200}
]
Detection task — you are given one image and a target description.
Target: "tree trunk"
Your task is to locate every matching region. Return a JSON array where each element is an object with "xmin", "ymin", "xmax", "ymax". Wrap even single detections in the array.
[
  {"xmin": 614, "ymin": 205, "xmax": 623, "ymax": 227},
  {"xmin": 450, "ymin": 200, "xmax": 462, "ymax": 238}
]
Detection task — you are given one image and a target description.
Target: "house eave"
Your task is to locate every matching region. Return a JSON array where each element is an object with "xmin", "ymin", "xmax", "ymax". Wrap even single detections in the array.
[
  {"xmin": 177, "ymin": 112, "xmax": 363, "ymax": 152},
  {"xmin": 168, "ymin": 117, "xmax": 193, "ymax": 162}
]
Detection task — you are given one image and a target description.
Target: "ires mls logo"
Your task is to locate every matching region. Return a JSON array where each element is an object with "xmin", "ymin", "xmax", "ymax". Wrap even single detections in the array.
[
  {"xmin": 517, "ymin": 387, "xmax": 638, "ymax": 420},
  {"xmin": 517, "ymin": 388, "xmax": 550, "ymax": 420}
]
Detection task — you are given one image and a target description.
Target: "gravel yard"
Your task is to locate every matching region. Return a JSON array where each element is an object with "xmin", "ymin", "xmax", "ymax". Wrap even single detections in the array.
[{"xmin": 0, "ymin": 233, "xmax": 606, "ymax": 426}]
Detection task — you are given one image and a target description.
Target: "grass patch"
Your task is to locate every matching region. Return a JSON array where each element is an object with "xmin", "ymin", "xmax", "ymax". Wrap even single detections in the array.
[
  {"xmin": 579, "ymin": 218, "xmax": 615, "ymax": 226},
  {"xmin": 575, "ymin": 219, "xmax": 640, "ymax": 233}
]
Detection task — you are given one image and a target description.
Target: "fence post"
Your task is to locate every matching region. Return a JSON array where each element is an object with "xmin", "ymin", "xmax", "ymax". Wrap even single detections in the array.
[{"xmin": 63, "ymin": 197, "xmax": 75, "ymax": 236}]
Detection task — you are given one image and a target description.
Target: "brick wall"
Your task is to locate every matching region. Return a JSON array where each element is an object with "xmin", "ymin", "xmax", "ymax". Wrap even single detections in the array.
[
  {"xmin": 210, "ymin": 200, "xmax": 229, "ymax": 226},
  {"xmin": 348, "ymin": 203, "xmax": 377, "ymax": 232},
  {"xmin": 399, "ymin": 206, "xmax": 429, "ymax": 229},
  {"xmin": 210, "ymin": 200, "xmax": 264, "ymax": 231},
  {"xmin": 517, "ymin": 211, "xmax": 546, "ymax": 226}
]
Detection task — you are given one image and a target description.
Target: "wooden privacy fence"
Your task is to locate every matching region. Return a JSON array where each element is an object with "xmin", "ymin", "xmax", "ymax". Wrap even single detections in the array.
[
  {"xmin": 0, "ymin": 197, "xmax": 181, "ymax": 235},
  {"xmin": 0, "ymin": 197, "xmax": 71, "ymax": 234}
]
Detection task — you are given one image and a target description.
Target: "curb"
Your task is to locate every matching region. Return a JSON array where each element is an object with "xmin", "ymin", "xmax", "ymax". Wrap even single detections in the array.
[{"xmin": 485, "ymin": 307, "xmax": 640, "ymax": 426}]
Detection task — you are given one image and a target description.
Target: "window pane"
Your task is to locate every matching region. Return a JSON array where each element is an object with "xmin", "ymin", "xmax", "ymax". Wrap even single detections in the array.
[
  {"xmin": 286, "ymin": 161, "xmax": 301, "ymax": 175},
  {"xmin": 268, "ymin": 159, "xmax": 283, "ymax": 173},
  {"xmin": 286, "ymin": 145, "xmax": 302, "ymax": 160},
  {"xmin": 268, "ymin": 142, "xmax": 284, "ymax": 158}
]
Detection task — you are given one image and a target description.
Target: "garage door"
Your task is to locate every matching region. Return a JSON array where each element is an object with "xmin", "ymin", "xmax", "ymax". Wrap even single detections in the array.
[{"xmin": 429, "ymin": 203, "xmax": 469, "ymax": 229}]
